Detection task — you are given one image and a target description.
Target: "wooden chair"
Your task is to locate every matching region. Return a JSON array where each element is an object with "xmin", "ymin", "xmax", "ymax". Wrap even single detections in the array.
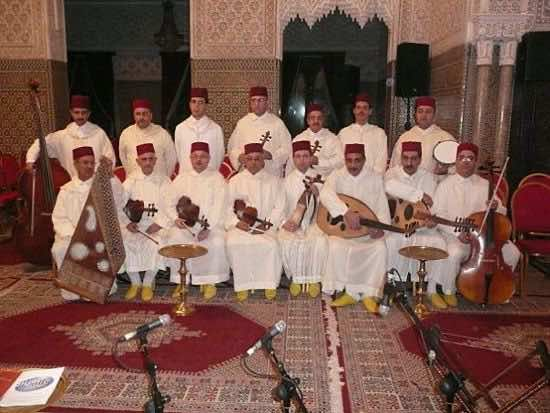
[{"xmin": 510, "ymin": 182, "xmax": 550, "ymax": 297}]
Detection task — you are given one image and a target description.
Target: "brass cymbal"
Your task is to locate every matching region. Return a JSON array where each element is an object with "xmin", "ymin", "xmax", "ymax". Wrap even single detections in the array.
[
  {"xmin": 158, "ymin": 244, "xmax": 208, "ymax": 259},
  {"xmin": 399, "ymin": 245, "xmax": 448, "ymax": 261}
]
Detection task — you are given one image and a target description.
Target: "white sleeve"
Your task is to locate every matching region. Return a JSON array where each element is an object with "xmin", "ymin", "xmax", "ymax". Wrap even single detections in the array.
[
  {"xmin": 162, "ymin": 130, "xmax": 177, "ymax": 177},
  {"xmin": 51, "ymin": 190, "xmax": 75, "ymax": 239},
  {"xmin": 118, "ymin": 131, "xmax": 129, "ymax": 170},
  {"xmin": 228, "ymin": 123, "xmax": 242, "ymax": 170},
  {"xmin": 373, "ymin": 129, "xmax": 388, "ymax": 175},
  {"xmin": 319, "ymin": 172, "xmax": 348, "ymax": 217},
  {"xmin": 224, "ymin": 179, "xmax": 240, "ymax": 230},
  {"xmin": 26, "ymin": 133, "xmax": 60, "ymax": 163}
]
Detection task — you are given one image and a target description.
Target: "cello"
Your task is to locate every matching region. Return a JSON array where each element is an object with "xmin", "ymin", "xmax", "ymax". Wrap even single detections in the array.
[
  {"xmin": 456, "ymin": 159, "xmax": 515, "ymax": 305},
  {"xmin": 15, "ymin": 80, "xmax": 70, "ymax": 265}
]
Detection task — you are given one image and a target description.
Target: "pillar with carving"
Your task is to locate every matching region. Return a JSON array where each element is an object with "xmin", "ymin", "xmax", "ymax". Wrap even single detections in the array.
[
  {"xmin": 472, "ymin": 40, "xmax": 494, "ymax": 153},
  {"xmin": 189, "ymin": 0, "xmax": 281, "ymax": 145},
  {"xmin": 0, "ymin": 0, "xmax": 69, "ymax": 155},
  {"xmin": 493, "ymin": 40, "xmax": 517, "ymax": 166}
]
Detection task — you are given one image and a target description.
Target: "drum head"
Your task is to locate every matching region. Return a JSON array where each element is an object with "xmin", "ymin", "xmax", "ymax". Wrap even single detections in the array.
[{"xmin": 433, "ymin": 140, "xmax": 459, "ymax": 165}]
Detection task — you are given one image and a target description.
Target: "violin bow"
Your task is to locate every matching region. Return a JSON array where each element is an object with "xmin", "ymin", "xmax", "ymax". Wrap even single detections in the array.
[{"xmin": 478, "ymin": 156, "xmax": 510, "ymax": 233}]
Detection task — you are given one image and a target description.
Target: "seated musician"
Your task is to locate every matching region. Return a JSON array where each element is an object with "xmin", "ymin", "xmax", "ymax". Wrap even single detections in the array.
[
  {"xmin": 279, "ymin": 140, "xmax": 328, "ymax": 298},
  {"xmin": 430, "ymin": 143, "xmax": 521, "ymax": 305},
  {"xmin": 225, "ymin": 143, "xmax": 285, "ymax": 301},
  {"xmin": 51, "ymin": 146, "xmax": 124, "ymax": 301},
  {"xmin": 158, "ymin": 142, "xmax": 229, "ymax": 301},
  {"xmin": 319, "ymin": 143, "xmax": 389, "ymax": 313},
  {"xmin": 384, "ymin": 141, "xmax": 449, "ymax": 308},
  {"xmin": 120, "ymin": 143, "xmax": 170, "ymax": 302}
]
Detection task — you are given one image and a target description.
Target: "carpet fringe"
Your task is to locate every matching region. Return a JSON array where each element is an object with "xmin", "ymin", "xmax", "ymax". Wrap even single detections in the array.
[{"xmin": 322, "ymin": 297, "xmax": 345, "ymax": 413}]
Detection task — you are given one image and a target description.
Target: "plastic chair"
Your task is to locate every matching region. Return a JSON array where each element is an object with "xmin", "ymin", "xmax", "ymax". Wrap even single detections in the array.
[{"xmin": 510, "ymin": 182, "xmax": 550, "ymax": 297}]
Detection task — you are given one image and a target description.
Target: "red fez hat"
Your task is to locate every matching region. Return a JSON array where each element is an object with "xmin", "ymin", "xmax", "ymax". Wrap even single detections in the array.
[
  {"xmin": 345, "ymin": 143, "xmax": 365, "ymax": 156},
  {"xmin": 244, "ymin": 143, "xmax": 264, "ymax": 154},
  {"xmin": 70, "ymin": 95, "xmax": 90, "ymax": 109},
  {"xmin": 415, "ymin": 96, "xmax": 436, "ymax": 110},
  {"xmin": 132, "ymin": 98, "xmax": 152, "ymax": 111},
  {"xmin": 457, "ymin": 142, "xmax": 479, "ymax": 158},
  {"xmin": 249, "ymin": 86, "xmax": 268, "ymax": 98},
  {"xmin": 190, "ymin": 87, "xmax": 209, "ymax": 103},
  {"xmin": 136, "ymin": 143, "xmax": 155, "ymax": 156},
  {"xmin": 354, "ymin": 92, "xmax": 371, "ymax": 105},
  {"xmin": 292, "ymin": 140, "xmax": 311, "ymax": 154},
  {"xmin": 190, "ymin": 141, "xmax": 210, "ymax": 153},
  {"xmin": 402, "ymin": 141, "xmax": 422, "ymax": 156},
  {"xmin": 306, "ymin": 103, "xmax": 324, "ymax": 115},
  {"xmin": 72, "ymin": 146, "xmax": 94, "ymax": 160}
]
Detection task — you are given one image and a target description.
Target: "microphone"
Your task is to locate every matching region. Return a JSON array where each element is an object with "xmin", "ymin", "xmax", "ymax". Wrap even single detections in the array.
[
  {"xmin": 246, "ymin": 320, "xmax": 286, "ymax": 356},
  {"xmin": 379, "ymin": 270, "xmax": 400, "ymax": 317},
  {"xmin": 119, "ymin": 314, "xmax": 172, "ymax": 342}
]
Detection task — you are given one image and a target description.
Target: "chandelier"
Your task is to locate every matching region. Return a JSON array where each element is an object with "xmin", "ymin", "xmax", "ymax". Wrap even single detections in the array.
[{"xmin": 154, "ymin": 0, "xmax": 186, "ymax": 52}]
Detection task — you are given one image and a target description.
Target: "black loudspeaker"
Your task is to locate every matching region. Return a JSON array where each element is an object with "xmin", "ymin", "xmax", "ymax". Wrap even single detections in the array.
[
  {"xmin": 395, "ymin": 43, "xmax": 430, "ymax": 97},
  {"xmin": 523, "ymin": 32, "xmax": 550, "ymax": 81}
]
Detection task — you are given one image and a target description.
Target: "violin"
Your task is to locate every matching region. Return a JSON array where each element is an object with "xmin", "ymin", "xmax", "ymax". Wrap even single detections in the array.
[
  {"xmin": 123, "ymin": 199, "xmax": 158, "ymax": 223},
  {"xmin": 456, "ymin": 159, "xmax": 515, "ymax": 305},
  {"xmin": 286, "ymin": 174, "xmax": 325, "ymax": 228},
  {"xmin": 176, "ymin": 195, "xmax": 209, "ymax": 230},
  {"xmin": 233, "ymin": 199, "xmax": 273, "ymax": 233}
]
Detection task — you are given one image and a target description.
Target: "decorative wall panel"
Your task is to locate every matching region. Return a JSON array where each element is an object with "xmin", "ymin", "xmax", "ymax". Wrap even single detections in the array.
[
  {"xmin": 0, "ymin": 59, "xmax": 68, "ymax": 156},
  {"xmin": 113, "ymin": 54, "xmax": 162, "ymax": 82},
  {"xmin": 191, "ymin": 59, "xmax": 280, "ymax": 144},
  {"xmin": 191, "ymin": 0, "xmax": 277, "ymax": 59}
]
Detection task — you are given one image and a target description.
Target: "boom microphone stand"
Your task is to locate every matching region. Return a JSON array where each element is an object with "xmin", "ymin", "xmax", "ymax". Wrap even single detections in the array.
[
  {"xmin": 265, "ymin": 339, "xmax": 308, "ymax": 413},
  {"xmin": 138, "ymin": 333, "xmax": 171, "ymax": 413}
]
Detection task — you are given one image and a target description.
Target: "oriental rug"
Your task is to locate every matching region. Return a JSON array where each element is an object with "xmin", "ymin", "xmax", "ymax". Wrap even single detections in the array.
[{"xmin": 0, "ymin": 274, "xmax": 335, "ymax": 413}]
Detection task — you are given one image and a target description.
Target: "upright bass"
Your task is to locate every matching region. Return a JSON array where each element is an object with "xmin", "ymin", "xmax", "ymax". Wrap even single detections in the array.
[
  {"xmin": 456, "ymin": 159, "xmax": 515, "ymax": 305},
  {"xmin": 15, "ymin": 80, "xmax": 70, "ymax": 265}
]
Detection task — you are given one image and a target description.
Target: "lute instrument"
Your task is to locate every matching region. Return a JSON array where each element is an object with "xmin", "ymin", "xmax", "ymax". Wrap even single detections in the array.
[{"xmin": 317, "ymin": 194, "xmax": 415, "ymax": 238}]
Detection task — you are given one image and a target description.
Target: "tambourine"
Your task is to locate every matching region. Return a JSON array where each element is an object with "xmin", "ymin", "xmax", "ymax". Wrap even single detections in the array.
[{"xmin": 433, "ymin": 140, "xmax": 459, "ymax": 165}]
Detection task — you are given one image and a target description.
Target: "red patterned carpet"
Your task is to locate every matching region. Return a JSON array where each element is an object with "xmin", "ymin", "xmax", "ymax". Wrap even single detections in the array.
[{"xmin": 1, "ymin": 263, "xmax": 550, "ymax": 412}]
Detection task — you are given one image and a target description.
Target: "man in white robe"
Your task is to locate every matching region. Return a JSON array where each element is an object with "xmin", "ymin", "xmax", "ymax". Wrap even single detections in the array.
[
  {"xmin": 174, "ymin": 88, "xmax": 225, "ymax": 174},
  {"xmin": 279, "ymin": 140, "xmax": 328, "ymax": 298},
  {"xmin": 287, "ymin": 103, "xmax": 343, "ymax": 176},
  {"xmin": 225, "ymin": 143, "xmax": 285, "ymax": 301},
  {"xmin": 384, "ymin": 141, "xmax": 449, "ymax": 307},
  {"xmin": 430, "ymin": 143, "xmax": 521, "ymax": 307},
  {"xmin": 26, "ymin": 95, "xmax": 116, "ymax": 178},
  {"xmin": 158, "ymin": 142, "xmax": 229, "ymax": 301},
  {"xmin": 118, "ymin": 99, "xmax": 177, "ymax": 178},
  {"xmin": 120, "ymin": 143, "xmax": 170, "ymax": 302},
  {"xmin": 337, "ymin": 93, "xmax": 388, "ymax": 175},
  {"xmin": 51, "ymin": 146, "xmax": 125, "ymax": 301},
  {"xmin": 390, "ymin": 96, "xmax": 456, "ymax": 176},
  {"xmin": 228, "ymin": 86, "xmax": 291, "ymax": 177},
  {"xmin": 319, "ymin": 143, "xmax": 390, "ymax": 313}
]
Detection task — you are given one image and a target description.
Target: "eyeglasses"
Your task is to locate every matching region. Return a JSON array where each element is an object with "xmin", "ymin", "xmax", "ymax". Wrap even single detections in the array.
[{"xmin": 457, "ymin": 155, "xmax": 475, "ymax": 162}]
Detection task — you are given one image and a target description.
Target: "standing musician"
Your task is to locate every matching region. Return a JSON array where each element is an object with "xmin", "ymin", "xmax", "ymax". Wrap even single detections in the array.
[
  {"xmin": 337, "ymin": 93, "xmax": 388, "ymax": 175},
  {"xmin": 319, "ymin": 143, "xmax": 390, "ymax": 313},
  {"xmin": 225, "ymin": 143, "xmax": 285, "ymax": 301},
  {"xmin": 228, "ymin": 86, "xmax": 292, "ymax": 177},
  {"xmin": 26, "ymin": 95, "xmax": 116, "ymax": 178},
  {"xmin": 279, "ymin": 140, "xmax": 328, "ymax": 298},
  {"xmin": 120, "ymin": 143, "xmax": 170, "ymax": 302},
  {"xmin": 287, "ymin": 103, "xmax": 343, "ymax": 176},
  {"xmin": 384, "ymin": 141, "xmax": 449, "ymax": 308},
  {"xmin": 118, "ymin": 98, "xmax": 177, "ymax": 178},
  {"xmin": 158, "ymin": 142, "xmax": 229, "ymax": 301},
  {"xmin": 430, "ymin": 143, "xmax": 521, "ymax": 306},
  {"xmin": 174, "ymin": 88, "xmax": 225, "ymax": 174},
  {"xmin": 51, "ymin": 146, "xmax": 125, "ymax": 301},
  {"xmin": 390, "ymin": 96, "xmax": 456, "ymax": 175}
]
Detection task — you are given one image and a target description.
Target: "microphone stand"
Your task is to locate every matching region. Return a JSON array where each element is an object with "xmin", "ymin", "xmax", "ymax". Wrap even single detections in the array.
[
  {"xmin": 394, "ymin": 288, "xmax": 478, "ymax": 413},
  {"xmin": 265, "ymin": 339, "xmax": 308, "ymax": 413},
  {"xmin": 138, "ymin": 333, "xmax": 171, "ymax": 413}
]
